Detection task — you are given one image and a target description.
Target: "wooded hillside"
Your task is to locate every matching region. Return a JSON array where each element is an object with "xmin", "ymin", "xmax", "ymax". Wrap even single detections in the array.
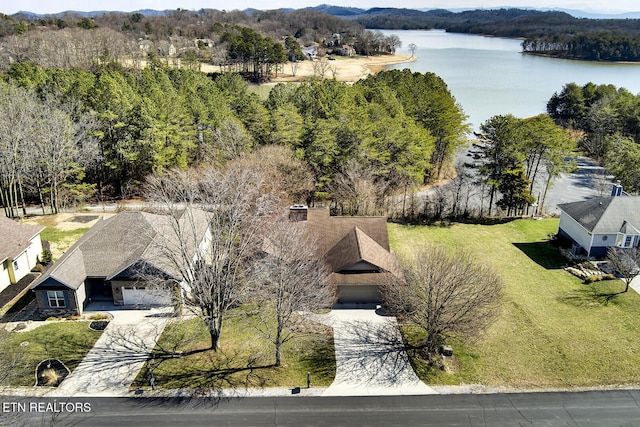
[{"xmin": 0, "ymin": 64, "xmax": 467, "ymax": 218}]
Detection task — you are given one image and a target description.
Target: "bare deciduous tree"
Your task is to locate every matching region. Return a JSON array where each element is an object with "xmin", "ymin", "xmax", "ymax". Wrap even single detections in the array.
[
  {"xmin": 144, "ymin": 165, "xmax": 279, "ymax": 350},
  {"xmin": 312, "ymin": 57, "xmax": 331, "ymax": 79},
  {"xmin": 329, "ymin": 159, "xmax": 381, "ymax": 216},
  {"xmin": 383, "ymin": 245, "xmax": 503, "ymax": 358},
  {"xmin": 233, "ymin": 145, "xmax": 316, "ymax": 204},
  {"xmin": 408, "ymin": 43, "xmax": 417, "ymax": 58},
  {"xmin": 607, "ymin": 247, "xmax": 640, "ymax": 294},
  {"xmin": 249, "ymin": 216, "xmax": 333, "ymax": 366}
]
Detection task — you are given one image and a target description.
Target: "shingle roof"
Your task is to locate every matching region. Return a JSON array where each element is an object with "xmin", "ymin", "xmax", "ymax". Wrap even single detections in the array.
[
  {"xmin": 0, "ymin": 216, "xmax": 44, "ymax": 263},
  {"xmin": 327, "ymin": 272, "xmax": 396, "ymax": 285},
  {"xmin": 558, "ymin": 196, "xmax": 640, "ymax": 234},
  {"xmin": 306, "ymin": 209, "xmax": 390, "ymax": 254},
  {"xmin": 32, "ymin": 208, "xmax": 210, "ymax": 290},
  {"xmin": 305, "ymin": 209, "xmax": 397, "ymax": 285},
  {"xmin": 325, "ymin": 227, "xmax": 397, "ymax": 273}
]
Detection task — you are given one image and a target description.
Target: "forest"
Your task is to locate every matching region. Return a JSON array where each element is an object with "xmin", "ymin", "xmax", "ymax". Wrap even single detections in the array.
[
  {"xmin": 0, "ymin": 6, "xmax": 606, "ymax": 221},
  {"xmin": 347, "ymin": 8, "xmax": 640, "ymax": 62},
  {"xmin": 5, "ymin": 7, "xmax": 640, "ymax": 64},
  {"xmin": 547, "ymin": 82, "xmax": 640, "ymax": 191},
  {"xmin": 0, "ymin": 63, "xmax": 469, "ymax": 219}
]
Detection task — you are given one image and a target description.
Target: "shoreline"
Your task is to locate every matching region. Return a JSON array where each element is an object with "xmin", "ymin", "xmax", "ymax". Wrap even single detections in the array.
[
  {"xmin": 522, "ymin": 50, "xmax": 640, "ymax": 64},
  {"xmin": 247, "ymin": 54, "xmax": 416, "ymax": 84}
]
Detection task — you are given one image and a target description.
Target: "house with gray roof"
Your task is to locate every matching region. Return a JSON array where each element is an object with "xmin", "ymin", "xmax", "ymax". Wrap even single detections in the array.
[
  {"xmin": 0, "ymin": 216, "xmax": 44, "ymax": 293},
  {"xmin": 295, "ymin": 207, "xmax": 398, "ymax": 304},
  {"xmin": 557, "ymin": 196, "xmax": 640, "ymax": 257},
  {"xmin": 31, "ymin": 208, "xmax": 211, "ymax": 317}
]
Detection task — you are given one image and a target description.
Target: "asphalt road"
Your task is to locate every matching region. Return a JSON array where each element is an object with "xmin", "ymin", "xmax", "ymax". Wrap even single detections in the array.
[{"xmin": 4, "ymin": 390, "xmax": 640, "ymax": 426}]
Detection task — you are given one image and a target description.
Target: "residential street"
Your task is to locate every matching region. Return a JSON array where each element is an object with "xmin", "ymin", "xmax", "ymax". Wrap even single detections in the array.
[{"xmin": 4, "ymin": 391, "xmax": 640, "ymax": 426}]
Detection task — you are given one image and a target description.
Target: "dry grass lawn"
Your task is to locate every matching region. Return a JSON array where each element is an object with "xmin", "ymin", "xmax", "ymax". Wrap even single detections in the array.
[
  {"xmin": 133, "ymin": 309, "xmax": 336, "ymax": 390},
  {"xmin": 389, "ymin": 218, "xmax": 640, "ymax": 389}
]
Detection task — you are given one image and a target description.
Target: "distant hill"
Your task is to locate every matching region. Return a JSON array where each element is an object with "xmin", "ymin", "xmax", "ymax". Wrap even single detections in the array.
[
  {"xmin": 11, "ymin": 5, "xmax": 640, "ymax": 21},
  {"xmin": 305, "ymin": 5, "xmax": 366, "ymax": 17}
]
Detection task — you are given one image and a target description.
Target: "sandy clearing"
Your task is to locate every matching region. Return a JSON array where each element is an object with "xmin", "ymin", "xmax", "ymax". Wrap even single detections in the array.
[{"xmin": 200, "ymin": 54, "xmax": 416, "ymax": 83}]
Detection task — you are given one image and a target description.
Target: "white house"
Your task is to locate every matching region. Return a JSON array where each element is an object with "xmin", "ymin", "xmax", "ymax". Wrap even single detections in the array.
[
  {"xmin": 0, "ymin": 216, "xmax": 44, "ymax": 292},
  {"xmin": 557, "ymin": 195, "xmax": 640, "ymax": 257}
]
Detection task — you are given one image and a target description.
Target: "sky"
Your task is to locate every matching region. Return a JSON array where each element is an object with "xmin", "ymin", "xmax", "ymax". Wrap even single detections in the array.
[{"xmin": 3, "ymin": 0, "xmax": 639, "ymax": 15}]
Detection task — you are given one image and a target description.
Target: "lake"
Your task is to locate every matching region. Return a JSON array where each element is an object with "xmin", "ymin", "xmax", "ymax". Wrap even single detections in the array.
[{"xmin": 383, "ymin": 30, "xmax": 640, "ymax": 130}]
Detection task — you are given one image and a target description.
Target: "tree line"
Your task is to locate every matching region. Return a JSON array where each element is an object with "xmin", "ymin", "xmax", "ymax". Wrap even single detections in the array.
[
  {"xmin": 391, "ymin": 111, "xmax": 576, "ymax": 223},
  {"xmin": 0, "ymin": 64, "xmax": 467, "ymax": 218},
  {"xmin": 522, "ymin": 33, "xmax": 640, "ymax": 62},
  {"xmin": 347, "ymin": 8, "xmax": 640, "ymax": 62},
  {"xmin": 547, "ymin": 82, "xmax": 640, "ymax": 191}
]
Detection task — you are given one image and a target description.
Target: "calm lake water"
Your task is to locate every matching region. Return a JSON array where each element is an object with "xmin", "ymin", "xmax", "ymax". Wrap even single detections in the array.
[{"xmin": 384, "ymin": 30, "xmax": 640, "ymax": 130}]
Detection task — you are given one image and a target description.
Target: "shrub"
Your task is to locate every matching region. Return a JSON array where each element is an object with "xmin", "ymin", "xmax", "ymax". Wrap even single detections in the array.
[
  {"xmin": 40, "ymin": 249, "xmax": 53, "ymax": 266},
  {"xmin": 89, "ymin": 313, "xmax": 110, "ymax": 320},
  {"xmin": 584, "ymin": 274, "xmax": 616, "ymax": 284}
]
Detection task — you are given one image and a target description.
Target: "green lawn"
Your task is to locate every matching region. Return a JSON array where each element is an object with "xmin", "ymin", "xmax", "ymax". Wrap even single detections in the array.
[
  {"xmin": 389, "ymin": 219, "xmax": 640, "ymax": 389},
  {"xmin": 40, "ymin": 226, "xmax": 90, "ymax": 261},
  {"xmin": 133, "ymin": 309, "xmax": 335, "ymax": 390},
  {"xmin": 2, "ymin": 322, "xmax": 102, "ymax": 386},
  {"xmin": 40, "ymin": 226, "xmax": 89, "ymax": 243}
]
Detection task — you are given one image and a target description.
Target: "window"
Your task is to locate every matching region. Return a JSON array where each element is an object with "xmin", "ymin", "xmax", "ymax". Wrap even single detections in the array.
[
  {"xmin": 47, "ymin": 291, "xmax": 65, "ymax": 308},
  {"xmin": 625, "ymin": 235, "xmax": 634, "ymax": 248},
  {"xmin": 13, "ymin": 260, "xmax": 18, "ymax": 270}
]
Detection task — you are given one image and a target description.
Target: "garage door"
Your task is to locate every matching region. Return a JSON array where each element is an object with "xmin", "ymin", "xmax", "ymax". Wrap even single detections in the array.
[
  {"xmin": 122, "ymin": 287, "xmax": 171, "ymax": 306},
  {"xmin": 337, "ymin": 285, "xmax": 380, "ymax": 304}
]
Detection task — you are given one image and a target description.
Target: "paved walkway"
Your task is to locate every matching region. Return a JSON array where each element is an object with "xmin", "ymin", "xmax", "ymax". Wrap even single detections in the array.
[
  {"xmin": 48, "ymin": 303, "xmax": 172, "ymax": 397},
  {"xmin": 313, "ymin": 309, "xmax": 437, "ymax": 396}
]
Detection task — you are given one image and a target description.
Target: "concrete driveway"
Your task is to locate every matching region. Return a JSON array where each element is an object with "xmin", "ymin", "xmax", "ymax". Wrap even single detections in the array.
[
  {"xmin": 49, "ymin": 303, "xmax": 172, "ymax": 397},
  {"xmin": 314, "ymin": 309, "xmax": 437, "ymax": 396}
]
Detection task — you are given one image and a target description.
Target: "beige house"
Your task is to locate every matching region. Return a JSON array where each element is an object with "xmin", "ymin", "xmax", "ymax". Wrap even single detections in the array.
[
  {"xmin": 295, "ymin": 207, "xmax": 398, "ymax": 304},
  {"xmin": 0, "ymin": 216, "xmax": 44, "ymax": 293}
]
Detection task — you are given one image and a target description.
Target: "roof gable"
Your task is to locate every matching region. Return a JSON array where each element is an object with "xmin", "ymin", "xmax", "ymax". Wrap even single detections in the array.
[
  {"xmin": 306, "ymin": 209, "xmax": 390, "ymax": 255},
  {"xmin": 32, "ymin": 248, "xmax": 86, "ymax": 290},
  {"xmin": 325, "ymin": 227, "xmax": 396, "ymax": 273}
]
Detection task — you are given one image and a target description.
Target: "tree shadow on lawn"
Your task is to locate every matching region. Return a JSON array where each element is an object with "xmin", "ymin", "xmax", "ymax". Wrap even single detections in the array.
[
  {"xmin": 3, "ymin": 326, "xmax": 101, "ymax": 386},
  {"xmin": 136, "ymin": 347, "xmax": 276, "ymax": 394},
  {"xmin": 513, "ymin": 242, "xmax": 566, "ymax": 270},
  {"xmin": 558, "ymin": 285, "xmax": 625, "ymax": 307},
  {"xmin": 298, "ymin": 335, "xmax": 336, "ymax": 382}
]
